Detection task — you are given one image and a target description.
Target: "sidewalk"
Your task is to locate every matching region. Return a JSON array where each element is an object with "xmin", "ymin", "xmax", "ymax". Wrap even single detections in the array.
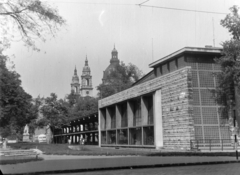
[{"xmin": 1, "ymin": 154, "xmax": 239, "ymax": 175}]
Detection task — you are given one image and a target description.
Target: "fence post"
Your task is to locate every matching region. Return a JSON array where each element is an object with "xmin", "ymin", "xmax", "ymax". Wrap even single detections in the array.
[
  {"xmin": 221, "ymin": 139, "xmax": 223, "ymax": 151},
  {"xmin": 209, "ymin": 139, "xmax": 211, "ymax": 151}
]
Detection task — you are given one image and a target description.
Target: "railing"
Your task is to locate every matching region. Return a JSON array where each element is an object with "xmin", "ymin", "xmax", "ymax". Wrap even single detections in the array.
[{"xmin": 190, "ymin": 139, "xmax": 240, "ymax": 151}]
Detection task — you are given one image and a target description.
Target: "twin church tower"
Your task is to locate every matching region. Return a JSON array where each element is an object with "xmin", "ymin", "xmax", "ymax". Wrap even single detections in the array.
[
  {"xmin": 70, "ymin": 45, "xmax": 119, "ymax": 97},
  {"xmin": 71, "ymin": 56, "xmax": 93, "ymax": 97}
]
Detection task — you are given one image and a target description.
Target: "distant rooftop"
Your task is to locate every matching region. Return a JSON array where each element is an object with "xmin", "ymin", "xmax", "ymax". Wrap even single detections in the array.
[{"xmin": 149, "ymin": 46, "xmax": 222, "ymax": 68}]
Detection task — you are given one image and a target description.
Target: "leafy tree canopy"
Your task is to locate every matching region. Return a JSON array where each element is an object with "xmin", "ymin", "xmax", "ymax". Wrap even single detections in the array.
[
  {"xmin": 70, "ymin": 96, "xmax": 98, "ymax": 119},
  {"xmin": 97, "ymin": 62, "xmax": 144, "ymax": 98},
  {"xmin": 38, "ymin": 93, "xmax": 69, "ymax": 129},
  {"xmin": 0, "ymin": 53, "xmax": 37, "ymax": 138},
  {"xmin": 0, "ymin": 0, "xmax": 66, "ymax": 51},
  {"xmin": 66, "ymin": 90, "xmax": 79, "ymax": 108},
  {"xmin": 214, "ymin": 5, "xmax": 240, "ymax": 121}
]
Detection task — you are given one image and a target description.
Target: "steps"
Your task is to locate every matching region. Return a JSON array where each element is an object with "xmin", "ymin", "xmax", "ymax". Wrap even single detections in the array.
[{"xmin": 0, "ymin": 149, "xmax": 42, "ymax": 158}]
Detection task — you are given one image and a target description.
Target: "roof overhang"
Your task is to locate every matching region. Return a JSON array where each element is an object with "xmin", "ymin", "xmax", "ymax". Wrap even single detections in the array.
[{"xmin": 149, "ymin": 47, "xmax": 222, "ymax": 68}]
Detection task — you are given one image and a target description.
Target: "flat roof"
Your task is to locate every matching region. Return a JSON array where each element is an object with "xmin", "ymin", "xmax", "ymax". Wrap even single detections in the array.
[{"xmin": 149, "ymin": 47, "xmax": 222, "ymax": 68}]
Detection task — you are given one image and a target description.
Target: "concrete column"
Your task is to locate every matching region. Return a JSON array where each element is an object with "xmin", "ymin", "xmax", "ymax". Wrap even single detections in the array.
[
  {"xmin": 106, "ymin": 107, "xmax": 111, "ymax": 129},
  {"xmin": 116, "ymin": 104, "xmax": 121, "ymax": 128},
  {"xmin": 98, "ymin": 110, "xmax": 101, "ymax": 147},
  {"xmin": 141, "ymin": 96, "xmax": 148, "ymax": 125},
  {"xmin": 154, "ymin": 89, "xmax": 163, "ymax": 148},
  {"xmin": 127, "ymin": 101, "xmax": 134, "ymax": 127},
  {"xmin": 100, "ymin": 109, "xmax": 106, "ymax": 130}
]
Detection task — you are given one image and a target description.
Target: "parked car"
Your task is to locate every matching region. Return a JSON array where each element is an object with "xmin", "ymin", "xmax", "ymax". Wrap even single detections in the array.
[{"xmin": 38, "ymin": 134, "xmax": 47, "ymax": 143}]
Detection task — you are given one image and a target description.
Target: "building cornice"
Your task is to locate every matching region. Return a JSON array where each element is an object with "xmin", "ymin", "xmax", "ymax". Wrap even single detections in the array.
[{"xmin": 149, "ymin": 47, "xmax": 222, "ymax": 68}]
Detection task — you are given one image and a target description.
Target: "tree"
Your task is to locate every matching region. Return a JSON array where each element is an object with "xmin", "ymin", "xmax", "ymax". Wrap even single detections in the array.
[
  {"xmin": 39, "ymin": 93, "xmax": 69, "ymax": 128},
  {"xmin": 0, "ymin": 53, "xmax": 37, "ymax": 138},
  {"xmin": 215, "ymin": 6, "xmax": 240, "ymax": 126},
  {"xmin": 97, "ymin": 62, "xmax": 144, "ymax": 98},
  {"xmin": 38, "ymin": 93, "xmax": 69, "ymax": 143},
  {"xmin": 66, "ymin": 90, "xmax": 79, "ymax": 108},
  {"xmin": 0, "ymin": 0, "xmax": 66, "ymax": 51},
  {"xmin": 71, "ymin": 96, "xmax": 98, "ymax": 119}
]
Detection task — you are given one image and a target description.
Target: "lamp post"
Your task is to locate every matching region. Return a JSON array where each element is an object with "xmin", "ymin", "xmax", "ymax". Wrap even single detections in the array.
[
  {"xmin": 228, "ymin": 81, "xmax": 238, "ymax": 160},
  {"xmin": 233, "ymin": 109, "xmax": 238, "ymax": 160}
]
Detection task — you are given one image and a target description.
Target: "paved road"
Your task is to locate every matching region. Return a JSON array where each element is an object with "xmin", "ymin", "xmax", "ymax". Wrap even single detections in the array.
[
  {"xmin": 50, "ymin": 163, "xmax": 240, "ymax": 175},
  {"xmin": 1, "ymin": 155, "xmax": 238, "ymax": 174}
]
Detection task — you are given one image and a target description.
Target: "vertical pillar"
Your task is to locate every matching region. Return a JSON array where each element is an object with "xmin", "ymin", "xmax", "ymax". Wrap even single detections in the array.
[
  {"xmin": 141, "ymin": 96, "xmax": 148, "ymax": 125},
  {"xmin": 116, "ymin": 104, "xmax": 121, "ymax": 128},
  {"xmin": 106, "ymin": 107, "xmax": 111, "ymax": 129},
  {"xmin": 154, "ymin": 89, "xmax": 163, "ymax": 148},
  {"xmin": 127, "ymin": 101, "xmax": 134, "ymax": 127},
  {"xmin": 98, "ymin": 109, "xmax": 101, "ymax": 147},
  {"xmin": 100, "ymin": 109, "xmax": 106, "ymax": 130}
]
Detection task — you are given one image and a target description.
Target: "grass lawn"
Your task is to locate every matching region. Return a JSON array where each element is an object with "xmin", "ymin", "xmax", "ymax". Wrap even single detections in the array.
[
  {"xmin": 0, "ymin": 157, "xmax": 43, "ymax": 165},
  {"xmin": 7, "ymin": 142, "xmax": 239, "ymax": 157}
]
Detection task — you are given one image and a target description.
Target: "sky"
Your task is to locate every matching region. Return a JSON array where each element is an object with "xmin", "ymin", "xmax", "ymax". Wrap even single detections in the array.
[{"xmin": 4, "ymin": 0, "xmax": 240, "ymax": 99}]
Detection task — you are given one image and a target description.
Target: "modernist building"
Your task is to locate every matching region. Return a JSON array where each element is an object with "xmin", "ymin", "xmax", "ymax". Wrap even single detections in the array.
[
  {"xmin": 70, "ymin": 57, "xmax": 93, "ymax": 97},
  {"xmin": 98, "ymin": 46, "xmax": 232, "ymax": 149}
]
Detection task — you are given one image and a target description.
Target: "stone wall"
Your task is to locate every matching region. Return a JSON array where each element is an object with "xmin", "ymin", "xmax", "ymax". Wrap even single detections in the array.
[
  {"xmin": 160, "ymin": 68, "xmax": 194, "ymax": 149},
  {"xmin": 99, "ymin": 67, "xmax": 195, "ymax": 149}
]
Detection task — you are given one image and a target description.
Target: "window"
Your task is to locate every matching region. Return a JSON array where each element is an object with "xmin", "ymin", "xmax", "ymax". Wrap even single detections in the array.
[
  {"xmin": 86, "ymin": 79, "xmax": 89, "ymax": 86},
  {"xmin": 101, "ymin": 131, "xmax": 107, "ymax": 144},
  {"xmin": 117, "ymin": 129, "xmax": 128, "ymax": 144},
  {"xmin": 143, "ymin": 127, "xmax": 154, "ymax": 145},
  {"xmin": 107, "ymin": 130, "xmax": 116, "ymax": 144},
  {"xmin": 129, "ymin": 128, "xmax": 142, "ymax": 145},
  {"xmin": 199, "ymin": 71, "xmax": 214, "ymax": 88}
]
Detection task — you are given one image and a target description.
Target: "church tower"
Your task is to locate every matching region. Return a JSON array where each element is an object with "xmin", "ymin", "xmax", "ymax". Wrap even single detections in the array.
[
  {"xmin": 71, "ymin": 66, "xmax": 80, "ymax": 95},
  {"xmin": 80, "ymin": 56, "xmax": 93, "ymax": 97},
  {"xmin": 102, "ymin": 45, "xmax": 120, "ymax": 84}
]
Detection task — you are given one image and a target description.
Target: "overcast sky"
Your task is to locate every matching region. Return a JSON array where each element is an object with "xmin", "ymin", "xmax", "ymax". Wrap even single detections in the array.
[{"xmin": 4, "ymin": 0, "xmax": 240, "ymax": 99}]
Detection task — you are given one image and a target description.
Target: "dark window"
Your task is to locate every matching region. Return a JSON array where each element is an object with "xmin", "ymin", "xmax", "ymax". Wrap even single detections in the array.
[
  {"xmin": 162, "ymin": 63, "xmax": 169, "ymax": 75},
  {"xmin": 143, "ymin": 126, "xmax": 154, "ymax": 145},
  {"xmin": 169, "ymin": 59, "xmax": 177, "ymax": 72},
  {"xmin": 178, "ymin": 56, "xmax": 185, "ymax": 68},
  {"xmin": 117, "ymin": 129, "xmax": 128, "ymax": 144}
]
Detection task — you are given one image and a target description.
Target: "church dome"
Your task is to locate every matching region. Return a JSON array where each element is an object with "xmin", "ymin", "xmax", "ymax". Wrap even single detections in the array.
[
  {"xmin": 72, "ymin": 75, "xmax": 79, "ymax": 82},
  {"xmin": 112, "ymin": 47, "xmax": 117, "ymax": 53},
  {"xmin": 83, "ymin": 66, "xmax": 90, "ymax": 72},
  {"xmin": 102, "ymin": 45, "xmax": 120, "ymax": 83}
]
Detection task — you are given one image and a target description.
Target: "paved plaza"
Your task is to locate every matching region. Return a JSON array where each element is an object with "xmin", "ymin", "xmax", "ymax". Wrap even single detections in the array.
[
  {"xmin": 0, "ymin": 154, "xmax": 239, "ymax": 174},
  {"xmin": 51, "ymin": 163, "xmax": 240, "ymax": 175}
]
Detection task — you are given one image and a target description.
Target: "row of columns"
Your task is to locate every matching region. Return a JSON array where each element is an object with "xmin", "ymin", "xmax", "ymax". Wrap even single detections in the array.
[
  {"xmin": 62, "ymin": 122, "xmax": 98, "ymax": 134},
  {"xmin": 99, "ymin": 89, "xmax": 164, "ymax": 149},
  {"xmin": 54, "ymin": 132, "xmax": 98, "ymax": 145},
  {"xmin": 100, "ymin": 95, "xmax": 153, "ymax": 130}
]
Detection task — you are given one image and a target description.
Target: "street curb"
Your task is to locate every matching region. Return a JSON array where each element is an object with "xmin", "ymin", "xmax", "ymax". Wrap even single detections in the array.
[{"xmin": 4, "ymin": 160, "xmax": 240, "ymax": 175}]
